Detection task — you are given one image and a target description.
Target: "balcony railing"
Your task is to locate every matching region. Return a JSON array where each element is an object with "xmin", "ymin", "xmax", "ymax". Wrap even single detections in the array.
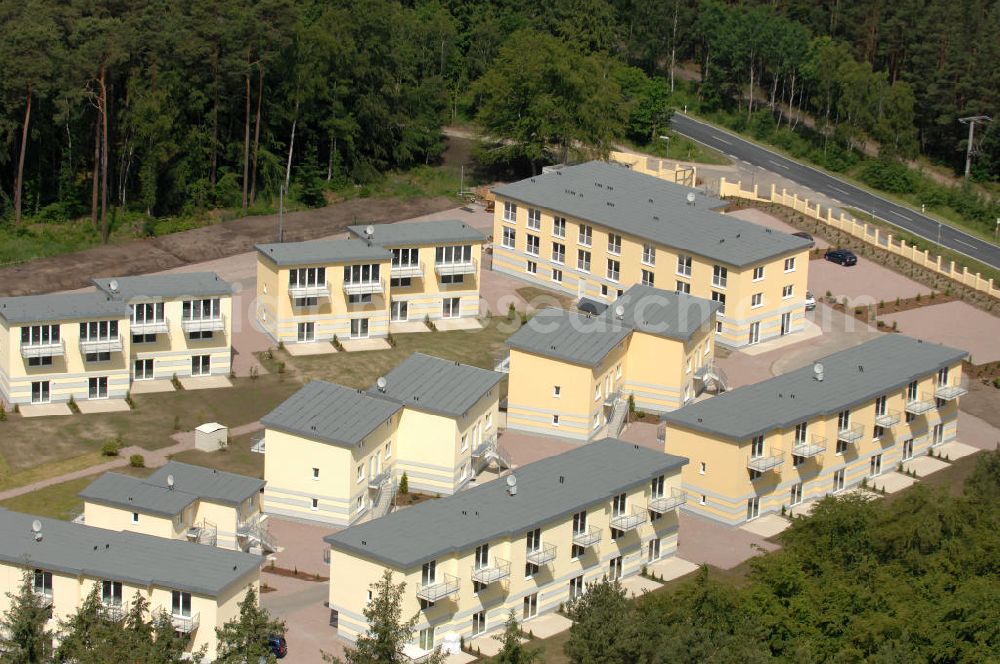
[
  {"xmin": 20, "ymin": 340, "xmax": 65, "ymax": 359},
  {"xmin": 935, "ymin": 383, "xmax": 967, "ymax": 400},
  {"xmin": 343, "ymin": 279, "xmax": 384, "ymax": 295},
  {"xmin": 471, "ymin": 557, "xmax": 511, "ymax": 585},
  {"xmin": 746, "ymin": 449, "xmax": 784, "ymax": 472},
  {"xmin": 434, "ymin": 258, "xmax": 478, "ymax": 276},
  {"xmin": 656, "ymin": 423, "xmax": 666, "ymax": 442},
  {"xmin": 874, "ymin": 409, "xmax": 901, "ymax": 428},
  {"xmin": 416, "ymin": 573, "xmax": 460, "ymax": 602},
  {"xmin": 181, "ymin": 314, "xmax": 226, "ymax": 333},
  {"xmin": 289, "ymin": 282, "xmax": 331, "ymax": 299},
  {"xmin": 603, "ymin": 389, "xmax": 621, "ymax": 407},
  {"xmin": 837, "ymin": 423, "xmax": 864, "ymax": 445},
  {"xmin": 130, "ymin": 319, "xmax": 169, "ymax": 335},
  {"xmin": 33, "ymin": 592, "xmax": 53, "ymax": 609},
  {"xmin": 525, "ymin": 542, "xmax": 557, "ymax": 566},
  {"xmin": 647, "ymin": 487, "xmax": 687, "ymax": 514},
  {"xmin": 471, "ymin": 434, "xmax": 498, "ymax": 459},
  {"xmin": 905, "ymin": 394, "xmax": 936, "ymax": 415},
  {"xmin": 572, "ymin": 526, "xmax": 601, "ymax": 548},
  {"xmin": 792, "ymin": 435, "xmax": 826, "ymax": 458},
  {"xmin": 79, "ymin": 335, "xmax": 123, "ymax": 355},
  {"xmin": 100, "ymin": 603, "xmax": 125, "ymax": 622},
  {"xmin": 391, "ymin": 262, "xmax": 424, "ymax": 279},
  {"xmin": 368, "ymin": 469, "xmax": 391, "ymax": 489},
  {"xmin": 610, "ymin": 508, "xmax": 646, "ymax": 532},
  {"xmin": 493, "ymin": 354, "xmax": 510, "ymax": 373},
  {"xmin": 170, "ymin": 612, "xmax": 200, "ymax": 633}
]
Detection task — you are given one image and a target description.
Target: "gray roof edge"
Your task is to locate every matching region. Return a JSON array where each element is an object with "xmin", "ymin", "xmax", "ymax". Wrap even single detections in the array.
[
  {"xmin": 260, "ymin": 404, "xmax": 402, "ymax": 448},
  {"xmin": 77, "ymin": 493, "xmax": 194, "ymax": 518}
]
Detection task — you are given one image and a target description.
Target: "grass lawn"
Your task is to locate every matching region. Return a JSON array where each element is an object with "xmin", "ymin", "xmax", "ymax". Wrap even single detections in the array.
[
  {"xmin": 170, "ymin": 433, "xmax": 265, "ymax": 478},
  {"xmin": 0, "ymin": 475, "xmax": 96, "ymax": 520},
  {"xmin": 623, "ymin": 134, "xmax": 732, "ymax": 166}
]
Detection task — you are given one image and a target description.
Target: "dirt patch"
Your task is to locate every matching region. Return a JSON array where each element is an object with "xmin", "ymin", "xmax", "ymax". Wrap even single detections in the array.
[
  {"xmin": 961, "ymin": 372, "xmax": 1000, "ymax": 432},
  {"xmin": 396, "ymin": 491, "xmax": 436, "ymax": 506},
  {"xmin": 828, "ymin": 292, "xmax": 958, "ymax": 327},
  {"xmin": 262, "ymin": 565, "xmax": 328, "ymax": 583}
]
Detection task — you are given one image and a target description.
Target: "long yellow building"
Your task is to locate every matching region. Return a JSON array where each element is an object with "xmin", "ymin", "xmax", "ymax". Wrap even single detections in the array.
[
  {"xmin": 503, "ymin": 284, "xmax": 719, "ymax": 441},
  {"xmin": 491, "ymin": 161, "xmax": 811, "ymax": 348},
  {"xmin": 0, "ymin": 272, "xmax": 232, "ymax": 407},
  {"xmin": 660, "ymin": 334, "xmax": 967, "ymax": 525},
  {"xmin": 254, "ymin": 220, "xmax": 484, "ymax": 344},
  {"xmin": 0, "ymin": 508, "xmax": 261, "ymax": 661},
  {"xmin": 260, "ymin": 353, "xmax": 502, "ymax": 526},
  {"xmin": 323, "ymin": 438, "xmax": 688, "ymax": 654}
]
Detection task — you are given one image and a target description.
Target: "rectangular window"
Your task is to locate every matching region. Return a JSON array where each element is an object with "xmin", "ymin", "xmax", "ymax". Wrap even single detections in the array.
[
  {"xmin": 503, "ymin": 201, "xmax": 517, "ymax": 222},
  {"xmin": 642, "ymin": 243, "xmax": 656, "ymax": 266},
  {"xmin": 795, "ymin": 422, "xmax": 807, "ymax": 444},
  {"xmin": 784, "ymin": 257, "xmax": 796, "ymax": 272},
  {"xmin": 502, "ymin": 227, "xmax": 516, "ymax": 249},
  {"xmin": 551, "ymin": 268, "xmax": 563, "ymax": 283},
  {"xmin": 606, "ymin": 259, "xmax": 620, "ymax": 282},
  {"xmin": 782, "ymin": 284, "xmax": 794, "ymax": 298},
  {"xmin": 572, "ymin": 510, "xmax": 587, "ymax": 535},
  {"xmin": 419, "ymin": 627, "xmax": 435, "ymax": 651},
  {"xmin": 607, "ymin": 234, "xmax": 622, "ymax": 255},
  {"xmin": 712, "ymin": 265, "xmax": 728, "ymax": 288},
  {"xmin": 191, "ymin": 355, "xmax": 211, "ymax": 376},
  {"xmin": 641, "ymin": 269, "xmax": 654, "ymax": 287},
  {"xmin": 553, "ymin": 385, "xmax": 561, "ymax": 397},
  {"xmin": 750, "ymin": 435, "xmax": 764, "ymax": 458},
  {"xmin": 676, "ymin": 280, "xmax": 690, "ymax": 294},
  {"xmin": 526, "ymin": 260, "xmax": 537, "ymax": 274},
  {"xmin": 472, "ymin": 611, "xmax": 487, "ymax": 636},
  {"xmin": 650, "ymin": 475, "xmax": 665, "ymax": 499},
  {"xmin": 578, "ymin": 225, "xmax": 592, "ymax": 247},
  {"xmin": 751, "ymin": 293, "xmax": 763, "ymax": 308},
  {"xmin": 182, "ymin": 298, "xmax": 221, "ymax": 322},
  {"xmin": 527, "ymin": 207, "xmax": 541, "ymax": 230},
  {"xmin": 474, "ymin": 544, "xmax": 489, "ymax": 570},
  {"xmin": 833, "ymin": 469, "xmax": 845, "ymax": 492},
  {"xmin": 612, "ymin": 492, "xmax": 627, "ymax": 517},
  {"xmin": 88, "ymin": 376, "xmax": 108, "ymax": 400},
  {"xmin": 526, "ymin": 234, "xmax": 540, "ymax": 256},
  {"xmin": 442, "ymin": 298, "xmax": 460, "ymax": 318},
  {"xmin": 553, "ymin": 217, "xmax": 566, "ymax": 238},
  {"xmin": 312, "ymin": 467, "xmax": 320, "ymax": 480},
  {"xmin": 577, "ymin": 250, "xmax": 591, "ymax": 272},
  {"xmin": 102, "ymin": 580, "xmax": 123, "ymax": 607},
  {"xmin": 552, "ymin": 414, "xmax": 560, "ymax": 426},
  {"xmin": 747, "ymin": 496, "xmax": 760, "ymax": 520},
  {"xmin": 33, "ymin": 570, "xmax": 53, "ymax": 598},
  {"xmin": 790, "ymin": 483, "xmax": 803, "ymax": 506},
  {"xmin": 523, "ymin": 593, "xmax": 538, "ymax": 620},
  {"xmin": 27, "ymin": 356, "xmax": 52, "ymax": 367},
  {"xmin": 752, "ymin": 266, "xmax": 764, "ymax": 281},
  {"xmin": 609, "ymin": 556, "xmax": 623, "ymax": 580},
  {"xmin": 21, "ymin": 324, "xmax": 61, "ymax": 347},
  {"xmin": 348, "ymin": 294, "xmax": 372, "ymax": 305},
  {"xmin": 552, "ymin": 242, "xmax": 566, "ymax": 264},
  {"xmin": 131, "ymin": 512, "xmax": 139, "ymax": 524},
  {"xmin": 875, "ymin": 395, "xmax": 887, "ymax": 417},
  {"xmin": 569, "ymin": 575, "xmax": 584, "ymax": 600},
  {"xmin": 171, "ymin": 590, "xmax": 192, "ymax": 618},
  {"xmin": 676, "ymin": 254, "xmax": 692, "ymax": 277},
  {"xmin": 292, "ymin": 297, "xmax": 318, "ymax": 308},
  {"xmin": 79, "ymin": 319, "xmax": 119, "ymax": 342},
  {"xmin": 289, "ymin": 267, "xmax": 326, "ymax": 289},
  {"xmin": 350, "ymin": 318, "xmax": 370, "ymax": 338},
  {"xmin": 711, "ymin": 291, "xmax": 726, "ymax": 315},
  {"xmin": 907, "ymin": 380, "xmax": 919, "ymax": 401}
]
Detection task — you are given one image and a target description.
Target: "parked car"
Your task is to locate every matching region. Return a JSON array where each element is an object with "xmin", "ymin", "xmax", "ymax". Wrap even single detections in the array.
[
  {"xmin": 792, "ymin": 231, "xmax": 815, "ymax": 247},
  {"xmin": 824, "ymin": 248, "xmax": 857, "ymax": 266},
  {"xmin": 804, "ymin": 291, "xmax": 816, "ymax": 311},
  {"xmin": 269, "ymin": 635, "xmax": 288, "ymax": 659}
]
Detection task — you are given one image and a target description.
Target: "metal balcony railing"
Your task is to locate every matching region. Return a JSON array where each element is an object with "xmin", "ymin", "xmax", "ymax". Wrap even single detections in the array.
[
  {"xmin": 905, "ymin": 394, "xmax": 936, "ymax": 415},
  {"xmin": 525, "ymin": 542, "xmax": 557, "ymax": 566},
  {"xmin": 610, "ymin": 508, "xmax": 646, "ymax": 532},
  {"xmin": 368, "ymin": 469, "xmax": 391, "ymax": 490},
  {"xmin": 746, "ymin": 449, "xmax": 784, "ymax": 472},
  {"xmin": 20, "ymin": 340, "xmax": 65, "ymax": 358},
  {"xmin": 837, "ymin": 423, "xmax": 864, "ymax": 445},
  {"xmin": 343, "ymin": 279, "xmax": 384, "ymax": 295},
  {"xmin": 79, "ymin": 335, "xmax": 123, "ymax": 355},
  {"xmin": 935, "ymin": 382, "xmax": 967, "ymax": 400},
  {"xmin": 100, "ymin": 603, "xmax": 125, "ymax": 621},
  {"xmin": 471, "ymin": 434, "xmax": 498, "ymax": 459},
  {"xmin": 471, "ymin": 557, "xmax": 511, "ymax": 585},
  {"xmin": 170, "ymin": 612, "xmax": 200, "ymax": 633},
  {"xmin": 391, "ymin": 262, "xmax": 424, "ymax": 279},
  {"xmin": 434, "ymin": 258, "xmax": 477, "ymax": 276},
  {"xmin": 289, "ymin": 282, "xmax": 331, "ymax": 299},
  {"xmin": 181, "ymin": 314, "xmax": 226, "ymax": 333},
  {"xmin": 647, "ymin": 487, "xmax": 687, "ymax": 514},
  {"xmin": 874, "ymin": 409, "xmax": 901, "ymax": 428},
  {"xmin": 792, "ymin": 435, "xmax": 826, "ymax": 458},
  {"xmin": 33, "ymin": 592, "xmax": 53, "ymax": 609},
  {"xmin": 603, "ymin": 389, "xmax": 621, "ymax": 407},
  {"xmin": 415, "ymin": 573, "xmax": 459, "ymax": 602},
  {"xmin": 572, "ymin": 526, "xmax": 601, "ymax": 548}
]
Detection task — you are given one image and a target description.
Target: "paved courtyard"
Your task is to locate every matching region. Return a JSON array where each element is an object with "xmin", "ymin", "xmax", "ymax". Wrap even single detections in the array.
[{"xmin": 882, "ymin": 300, "xmax": 1000, "ymax": 364}]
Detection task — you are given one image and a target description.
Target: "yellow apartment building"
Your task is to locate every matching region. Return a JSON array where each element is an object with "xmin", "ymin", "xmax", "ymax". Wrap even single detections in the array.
[
  {"xmin": 503, "ymin": 284, "xmax": 719, "ymax": 441},
  {"xmin": 323, "ymin": 438, "xmax": 688, "ymax": 654},
  {"xmin": 254, "ymin": 220, "xmax": 484, "ymax": 344},
  {"xmin": 261, "ymin": 353, "xmax": 502, "ymax": 526},
  {"xmin": 491, "ymin": 161, "xmax": 811, "ymax": 348},
  {"xmin": 0, "ymin": 508, "xmax": 262, "ymax": 661},
  {"xmin": 79, "ymin": 461, "xmax": 272, "ymax": 552},
  {"xmin": 659, "ymin": 334, "xmax": 968, "ymax": 525}
]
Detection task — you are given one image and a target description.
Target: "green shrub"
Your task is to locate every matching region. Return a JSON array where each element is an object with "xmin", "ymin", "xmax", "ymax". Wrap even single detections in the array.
[
  {"xmin": 129, "ymin": 454, "xmax": 145, "ymax": 468},
  {"xmin": 859, "ymin": 158, "xmax": 919, "ymax": 194},
  {"xmin": 102, "ymin": 439, "xmax": 123, "ymax": 456},
  {"xmin": 993, "ymin": 377, "xmax": 1000, "ymax": 389},
  {"xmin": 399, "ymin": 472, "xmax": 409, "ymax": 495}
]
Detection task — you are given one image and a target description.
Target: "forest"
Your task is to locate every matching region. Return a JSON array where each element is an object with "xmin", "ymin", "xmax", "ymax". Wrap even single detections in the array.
[{"xmin": 1, "ymin": 0, "xmax": 998, "ymax": 244}]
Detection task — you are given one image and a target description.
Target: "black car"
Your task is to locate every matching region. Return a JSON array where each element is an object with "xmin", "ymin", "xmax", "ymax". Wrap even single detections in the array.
[
  {"xmin": 824, "ymin": 248, "xmax": 857, "ymax": 266},
  {"xmin": 792, "ymin": 231, "xmax": 815, "ymax": 247},
  {"xmin": 269, "ymin": 635, "xmax": 288, "ymax": 659}
]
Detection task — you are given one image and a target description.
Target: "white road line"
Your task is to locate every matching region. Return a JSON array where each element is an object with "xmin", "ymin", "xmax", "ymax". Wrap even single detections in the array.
[
  {"xmin": 954, "ymin": 239, "xmax": 977, "ymax": 249},
  {"xmin": 712, "ymin": 135, "xmax": 732, "ymax": 145},
  {"xmin": 891, "ymin": 210, "xmax": 914, "ymax": 221},
  {"xmin": 768, "ymin": 159, "xmax": 789, "ymax": 170},
  {"xmin": 831, "ymin": 186, "xmax": 851, "ymax": 195}
]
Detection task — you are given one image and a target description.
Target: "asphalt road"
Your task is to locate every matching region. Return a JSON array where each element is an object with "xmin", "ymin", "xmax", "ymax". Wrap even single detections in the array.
[{"xmin": 671, "ymin": 113, "xmax": 1000, "ymax": 271}]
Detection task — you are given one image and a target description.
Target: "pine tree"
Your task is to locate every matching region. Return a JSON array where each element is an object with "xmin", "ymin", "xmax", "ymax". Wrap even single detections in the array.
[
  {"xmin": 214, "ymin": 587, "xmax": 285, "ymax": 664},
  {"xmin": 493, "ymin": 610, "xmax": 541, "ymax": 664},
  {"xmin": 0, "ymin": 571, "xmax": 53, "ymax": 663}
]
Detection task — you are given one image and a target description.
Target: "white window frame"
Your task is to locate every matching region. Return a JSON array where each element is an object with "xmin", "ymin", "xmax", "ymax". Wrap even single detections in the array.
[
  {"xmin": 578, "ymin": 225, "xmax": 592, "ymax": 247},
  {"xmin": 784, "ymin": 257, "xmax": 796, "ymax": 272},
  {"xmin": 501, "ymin": 227, "xmax": 516, "ymax": 249},
  {"xmin": 503, "ymin": 201, "xmax": 517, "ymax": 223},
  {"xmin": 751, "ymin": 292, "xmax": 763, "ymax": 308},
  {"xmin": 553, "ymin": 217, "xmax": 566, "ymax": 238},
  {"xmin": 525, "ymin": 234, "xmax": 540, "ymax": 256},
  {"xmin": 752, "ymin": 266, "xmax": 764, "ymax": 281},
  {"xmin": 642, "ymin": 243, "xmax": 656, "ymax": 266},
  {"xmin": 551, "ymin": 242, "xmax": 566, "ymax": 264},
  {"xmin": 676, "ymin": 254, "xmax": 692, "ymax": 277},
  {"xmin": 527, "ymin": 208, "xmax": 541, "ymax": 230},
  {"xmin": 782, "ymin": 284, "xmax": 794, "ymax": 299}
]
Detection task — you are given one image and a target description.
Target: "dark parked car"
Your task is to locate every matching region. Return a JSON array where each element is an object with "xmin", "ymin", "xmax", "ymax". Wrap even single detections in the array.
[
  {"xmin": 269, "ymin": 635, "xmax": 287, "ymax": 659},
  {"xmin": 824, "ymin": 248, "xmax": 857, "ymax": 266},
  {"xmin": 792, "ymin": 231, "xmax": 815, "ymax": 247}
]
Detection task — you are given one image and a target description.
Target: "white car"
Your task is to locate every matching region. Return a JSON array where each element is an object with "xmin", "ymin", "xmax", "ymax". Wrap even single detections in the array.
[{"xmin": 804, "ymin": 291, "xmax": 816, "ymax": 311}]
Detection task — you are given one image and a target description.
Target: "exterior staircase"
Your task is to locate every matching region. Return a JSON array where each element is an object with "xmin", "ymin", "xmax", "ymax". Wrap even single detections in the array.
[
  {"xmin": 371, "ymin": 478, "xmax": 397, "ymax": 520},
  {"xmin": 696, "ymin": 360, "xmax": 729, "ymax": 394},
  {"xmin": 238, "ymin": 513, "xmax": 278, "ymax": 553},
  {"xmin": 187, "ymin": 519, "xmax": 217, "ymax": 547},
  {"xmin": 472, "ymin": 434, "xmax": 511, "ymax": 472},
  {"xmin": 607, "ymin": 397, "xmax": 629, "ymax": 437}
]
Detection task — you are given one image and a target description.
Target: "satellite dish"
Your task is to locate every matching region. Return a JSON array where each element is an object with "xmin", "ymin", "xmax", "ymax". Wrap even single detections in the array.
[
  {"xmin": 505, "ymin": 475, "xmax": 517, "ymax": 487},
  {"xmin": 376, "ymin": 376, "xmax": 387, "ymax": 392},
  {"xmin": 364, "ymin": 225, "xmax": 375, "ymax": 237},
  {"xmin": 686, "ymin": 192, "xmax": 696, "ymax": 205},
  {"xmin": 167, "ymin": 474, "xmax": 175, "ymax": 489},
  {"xmin": 31, "ymin": 519, "xmax": 42, "ymax": 534},
  {"xmin": 614, "ymin": 305, "xmax": 625, "ymax": 319},
  {"xmin": 109, "ymin": 279, "xmax": 119, "ymax": 292},
  {"xmin": 813, "ymin": 362, "xmax": 825, "ymax": 381}
]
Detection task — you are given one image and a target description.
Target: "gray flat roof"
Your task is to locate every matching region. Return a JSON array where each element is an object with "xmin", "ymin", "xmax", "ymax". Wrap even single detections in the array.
[
  {"xmin": 255, "ymin": 239, "xmax": 391, "ymax": 267},
  {"xmin": 661, "ymin": 334, "xmax": 968, "ymax": 440},
  {"xmin": 493, "ymin": 161, "xmax": 811, "ymax": 267},
  {"xmin": 324, "ymin": 438, "xmax": 688, "ymax": 568},
  {"xmin": 506, "ymin": 308, "xmax": 632, "ymax": 367},
  {"xmin": 347, "ymin": 220, "xmax": 486, "ymax": 247},
  {"xmin": 93, "ymin": 273, "xmax": 232, "ymax": 300},
  {"xmin": 601, "ymin": 284, "xmax": 719, "ymax": 341},
  {"xmin": 147, "ymin": 462, "xmax": 264, "ymax": 506},
  {"xmin": 367, "ymin": 353, "xmax": 503, "ymax": 418},
  {"xmin": 0, "ymin": 292, "xmax": 128, "ymax": 325},
  {"xmin": 261, "ymin": 380, "xmax": 402, "ymax": 448},
  {"xmin": 0, "ymin": 508, "xmax": 261, "ymax": 597}
]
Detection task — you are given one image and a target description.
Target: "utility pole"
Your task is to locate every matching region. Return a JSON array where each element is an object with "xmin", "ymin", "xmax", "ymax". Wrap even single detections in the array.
[{"xmin": 958, "ymin": 115, "xmax": 992, "ymax": 179}]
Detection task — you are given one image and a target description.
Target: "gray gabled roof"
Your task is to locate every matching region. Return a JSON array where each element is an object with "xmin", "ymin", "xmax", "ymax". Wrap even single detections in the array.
[
  {"xmin": 661, "ymin": 334, "xmax": 968, "ymax": 441},
  {"xmin": 0, "ymin": 292, "xmax": 129, "ymax": 325},
  {"xmin": 506, "ymin": 308, "xmax": 632, "ymax": 367},
  {"xmin": 93, "ymin": 273, "xmax": 232, "ymax": 301},
  {"xmin": 600, "ymin": 284, "xmax": 719, "ymax": 341},
  {"xmin": 255, "ymin": 239, "xmax": 391, "ymax": 267},
  {"xmin": 492, "ymin": 161, "xmax": 811, "ymax": 267},
  {"xmin": 347, "ymin": 220, "xmax": 486, "ymax": 247},
  {"xmin": 324, "ymin": 438, "xmax": 688, "ymax": 569},
  {"xmin": 261, "ymin": 380, "xmax": 402, "ymax": 448},
  {"xmin": 0, "ymin": 508, "xmax": 261, "ymax": 597},
  {"xmin": 367, "ymin": 353, "xmax": 503, "ymax": 418}
]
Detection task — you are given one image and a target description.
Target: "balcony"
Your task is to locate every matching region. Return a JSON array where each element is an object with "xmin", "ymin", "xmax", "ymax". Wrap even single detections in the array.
[
  {"xmin": 181, "ymin": 314, "xmax": 226, "ymax": 333},
  {"xmin": 391, "ymin": 262, "xmax": 424, "ymax": 279},
  {"xmin": 79, "ymin": 335, "xmax": 123, "ymax": 355},
  {"xmin": 471, "ymin": 434, "xmax": 498, "ymax": 459},
  {"xmin": 415, "ymin": 573, "xmax": 460, "ymax": 602},
  {"xmin": 525, "ymin": 542, "xmax": 557, "ymax": 566},
  {"xmin": 935, "ymin": 382, "xmax": 968, "ymax": 401},
  {"xmin": 434, "ymin": 258, "xmax": 477, "ymax": 276},
  {"xmin": 100, "ymin": 603, "xmax": 125, "ymax": 622},
  {"xmin": 837, "ymin": 423, "xmax": 864, "ymax": 445},
  {"xmin": 471, "ymin": 557, "xmax": 511, "ymax": 585},
  {"xmin": 33, "ymin": 592, "xmax": 53, "ymax": 609},
  {"xmin": 610, "ymin": 508, "xmax": 646, "ymax": 532},
  {"xmin": 905, "ymin": 394, "xmax": 935, "ymax": 415},
  {"xmin": 170, "ymin": 612, "xmax": 200, "ymax": 633},
  {"xmin": 368, "ymin": 469, "xmax": 391, "ymax": 489},
  {"xmin": 874, "ymin": 409, "xmax": 901, "ymax": 428},
  {"xmin": 603, "ymin": 390, "xmax": 621, "ymax": 407},
  {"xmin": 792, "ymin": 435, "xmax": 826, "ymax": 458},
  {"xmin": 21, "ymin": 340, "xmax": 65, "ymax": 359},
  {"xmin": 288, "ymin": 282, "xmax": 331, "ymax": 299},
  {"xmin": 647, "ymin": 487, "xmax": 687, "ymax": 514},
  {"xmin": 572, "ymin": 526, "xmax": 601, "ymax": 548},
  {"xmin": 343, "ymin": 279, "xmax": 384, "ymax": 296},
  {"xmin": 746, "ymin": 449, "xmax": 784, "ymax": 472},
  {"xmin": 129, "ymin": 318, "xmax": 169, "ymax": 335}
]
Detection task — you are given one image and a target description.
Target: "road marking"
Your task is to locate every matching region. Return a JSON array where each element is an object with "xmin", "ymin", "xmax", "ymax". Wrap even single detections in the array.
[
  {"xmin": 954, "ymin": 239, "xmax": 977, "ymax": 249},
  {"xmin": 712, "ymin": 135, "xmax": 732, "ymax": 145},
  {"xmin": 891, "ymin": 210, "xmax": 914, "ymax": 221},
  {"xmin": 768, "ymin": 159, "xmax": 789, "ymax": 170},
  {"xmin": 831, "ymin": 186, "xmax": 851, "ymax": 195}
]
